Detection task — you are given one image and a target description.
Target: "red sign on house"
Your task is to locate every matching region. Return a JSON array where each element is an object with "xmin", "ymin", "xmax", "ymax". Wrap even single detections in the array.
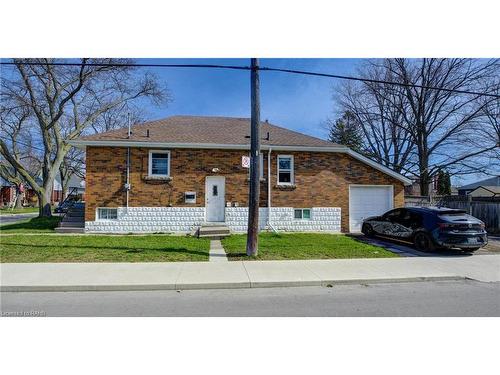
[{"xmin": 242, "ymin": 156, "xmax": 250, "ymax": 168}]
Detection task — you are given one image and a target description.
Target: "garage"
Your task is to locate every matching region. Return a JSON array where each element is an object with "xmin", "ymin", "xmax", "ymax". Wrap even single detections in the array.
[{"xmin": 349, "ymin": 185, "xmax": 393, "ymax": 232}]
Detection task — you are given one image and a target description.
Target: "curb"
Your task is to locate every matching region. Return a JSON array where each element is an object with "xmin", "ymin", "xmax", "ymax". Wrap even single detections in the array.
[{"xmin": 0, "ymin": 275, "xmax": 467, "ymax": 293}]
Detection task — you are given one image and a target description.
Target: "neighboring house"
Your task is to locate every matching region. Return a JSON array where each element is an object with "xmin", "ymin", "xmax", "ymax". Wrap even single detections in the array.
[
  {"xmin": 458, "ymin": 176, "xmax": 500, "ymax": 196},
  {"xmin": 468, "ymin": 186, "xmax": 500, "ymax": 197},
  {"xmin": 0, "ymin": 176, "xmax": 37, "ymax": 207},
  {"xmin": 404, "ymin": 177, "xmax": 458, "ymax": 197},
  {"xmin": 52, "ymin": 175, "xmax": 86, "ymax": 203},
  {"xmin": 70, "ymin": 115, "xmax": 411, "ymax": 233}
]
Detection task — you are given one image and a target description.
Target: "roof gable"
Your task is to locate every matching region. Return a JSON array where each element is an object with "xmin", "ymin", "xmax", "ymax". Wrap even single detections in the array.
[{"xmin": 459, "ymin": 176, "xmax": 500, "ymax": 190}]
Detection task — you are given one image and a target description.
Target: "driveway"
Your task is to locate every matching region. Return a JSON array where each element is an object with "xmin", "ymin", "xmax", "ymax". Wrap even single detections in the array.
[{"xmin": 350, "ymin": 233, "xmax": 500, "ymax": 257}]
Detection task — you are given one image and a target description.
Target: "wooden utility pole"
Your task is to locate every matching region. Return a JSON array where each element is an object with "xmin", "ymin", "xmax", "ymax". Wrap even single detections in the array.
[{"xmin": 246, "ymin": 58, "xmax": 261, "ymax": 256}]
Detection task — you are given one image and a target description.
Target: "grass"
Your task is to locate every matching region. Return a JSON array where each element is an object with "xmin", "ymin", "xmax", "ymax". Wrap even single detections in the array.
[
  {"xmin": 0, "ymin": 216, "xmax": 61, "ymax": 233},
  {"xmin": 221, "ymin": 232, "xmax": 398, "ymax": 260},
  {"xmin": 0, "ymin": 234, "xmax": 210, "ymax": 262},
  {"xmin": 0, "ymin": 207, "xmax": 40, "ymax": 215}
]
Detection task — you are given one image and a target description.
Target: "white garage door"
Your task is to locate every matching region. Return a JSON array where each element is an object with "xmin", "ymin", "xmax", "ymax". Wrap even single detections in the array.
[{"xmin": 349, "ymin": 185, "xmax": 393, "ymax": 232}]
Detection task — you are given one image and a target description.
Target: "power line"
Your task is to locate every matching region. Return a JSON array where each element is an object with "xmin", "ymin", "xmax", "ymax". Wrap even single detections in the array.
[
  {"xmin": 0, "ymin": 61, "xmax": 250, "ymax": 71},
  {"xmin": 1, "ymin": 60, "xmax": 499, "ymax": 99},
  {"xmin": 1, "ymin": 137, "xmax": 45, "ymax": 153},
  {"xmin": 259, "ymin": 67, "xmax": 500, "ymax": 99}
]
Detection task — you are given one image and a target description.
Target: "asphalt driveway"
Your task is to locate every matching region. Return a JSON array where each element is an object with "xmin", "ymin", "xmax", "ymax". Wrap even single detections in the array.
[{"xmin": 350, "ymin": 233, "xmax": 500, "ymax": 257}]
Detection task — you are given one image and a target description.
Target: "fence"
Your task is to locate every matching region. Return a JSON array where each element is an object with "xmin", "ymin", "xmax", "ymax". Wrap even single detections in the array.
[{"xmin": 404, "ymin": 195, "xmax": 500, "ymax": 233}]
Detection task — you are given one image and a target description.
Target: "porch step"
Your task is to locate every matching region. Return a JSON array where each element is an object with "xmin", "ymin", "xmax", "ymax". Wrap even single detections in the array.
[
  {"xmin": 59, "ymin": 221, "xmax": 84, "ymax": 228},
  {"xmin": 54, "ymin": 227, "xmax": 84, "ymax": 234},
  {"xmin": 56, "ymin": 204, "xmax": 85, "ymax": 233},
  {"xmin": 61, "ymin": 216, "xmax": 84, "ymax": 222},
  {"xmin": 198, "ymin": 224, "xmax": 231, "ymax": 238}
]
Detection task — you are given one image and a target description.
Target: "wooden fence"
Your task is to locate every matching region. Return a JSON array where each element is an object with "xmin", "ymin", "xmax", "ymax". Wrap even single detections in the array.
[{"xmin": 404, "ymin": 195, "xmax": 500, "ymax": 233}]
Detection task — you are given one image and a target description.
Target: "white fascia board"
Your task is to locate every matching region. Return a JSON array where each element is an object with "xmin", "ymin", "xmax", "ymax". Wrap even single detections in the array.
[
  {"xmin": 68, "ymin": 140, "xmax": 411, "ymax": 185},
  {"xmin": 68, "ymin": 140, "xmax": 348, "ymax": 152}
]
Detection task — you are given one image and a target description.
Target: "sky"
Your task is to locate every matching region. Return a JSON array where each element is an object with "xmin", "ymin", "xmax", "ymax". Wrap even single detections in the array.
[{"xmin": 136, "ymin": 58, "xmax": 360, "ymax": 140}]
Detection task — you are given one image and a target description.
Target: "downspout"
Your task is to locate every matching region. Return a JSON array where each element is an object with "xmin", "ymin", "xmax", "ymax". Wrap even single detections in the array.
[
  {"xmin": 267, "ymin": 148, "xmax": 278, "ymax": 233},
  {"xmin": 125, "ymin": 113, "xmax": 131, "ymax": 210}
]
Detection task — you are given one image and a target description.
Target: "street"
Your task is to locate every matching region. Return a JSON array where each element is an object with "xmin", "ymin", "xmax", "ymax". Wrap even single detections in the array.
[
  {"xmin": 0, "ymin": 213, "xmax": 38, "ymax": 224},
  {"xmin": 2, "ymin": 279, "xmax": 499, "ymax": 317}
]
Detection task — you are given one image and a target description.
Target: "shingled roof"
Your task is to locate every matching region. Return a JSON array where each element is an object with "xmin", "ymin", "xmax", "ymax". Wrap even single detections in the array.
[{"xmin": 78, "ymin": 115, "xmax": 337, "ymax": 148}]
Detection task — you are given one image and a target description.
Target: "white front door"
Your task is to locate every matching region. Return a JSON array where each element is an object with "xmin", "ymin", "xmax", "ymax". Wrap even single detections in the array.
[
  {"xmin": 349, "ymin": 185, "xmax": 393, "ymax": 232},
  {"xmin": 205, "ymin": 176, "xmax": 225, "ymax": 222}
]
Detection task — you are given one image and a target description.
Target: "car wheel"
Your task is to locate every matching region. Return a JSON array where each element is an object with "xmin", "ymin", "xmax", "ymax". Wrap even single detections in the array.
[
  {"xmin": 414, "ymin": 232, "xmax": 436, "ymax": 252},
  {"xmin": 362, "ymin": 223, "xmax": 375, "ymax": 237}
]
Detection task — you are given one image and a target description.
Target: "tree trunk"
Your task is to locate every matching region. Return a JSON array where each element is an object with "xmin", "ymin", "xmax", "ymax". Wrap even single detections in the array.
[
  {"xmin": 38, "ymin": 189, "xmax": 52, "ymax": 217},
  {"xmin": 14, "ymin": 184, "xmax": 23, "ymax": 208},
  {"xmin": 419, "ymin": 174, "xmax": 429, "ymax": 196}
]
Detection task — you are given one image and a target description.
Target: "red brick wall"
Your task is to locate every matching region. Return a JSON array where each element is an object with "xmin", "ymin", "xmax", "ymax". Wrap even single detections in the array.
[{"xmin": 85, "ymin": 147, "xmax": 404, "ymax": 232}]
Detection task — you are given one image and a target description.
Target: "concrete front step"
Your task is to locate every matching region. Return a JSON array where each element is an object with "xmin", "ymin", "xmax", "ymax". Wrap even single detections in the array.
[
  {"xmin": 59, "ymin": 221, "xmax": 85, "ymax": 228},
  {"xmin": 61, "ymin": 216, "xmax": 84, "ymax": 222},
  {"xmin": 54, "ymin": 227, "xmax": 85, "ymax": 234},
  {"xmin": 198, "ymin": 224, "xmax": 231, "ymax": 238}
]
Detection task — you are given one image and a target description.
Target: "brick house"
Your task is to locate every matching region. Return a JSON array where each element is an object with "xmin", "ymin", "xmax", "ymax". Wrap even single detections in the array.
[{"xmin": 70, "ymin": 116, "xmax": 411, "ymax": 233}]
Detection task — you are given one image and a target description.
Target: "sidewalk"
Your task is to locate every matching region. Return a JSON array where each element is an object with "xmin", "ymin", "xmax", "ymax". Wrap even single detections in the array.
[{"xmin": 1, "ymin": 254, "xmax": 499, "ymax": 292}]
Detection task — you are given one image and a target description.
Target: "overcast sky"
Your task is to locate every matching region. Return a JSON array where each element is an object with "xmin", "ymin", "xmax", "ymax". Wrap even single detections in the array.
[{"xmin": 137, "ymin": 58, "xmax": 360, "ymax": 139}]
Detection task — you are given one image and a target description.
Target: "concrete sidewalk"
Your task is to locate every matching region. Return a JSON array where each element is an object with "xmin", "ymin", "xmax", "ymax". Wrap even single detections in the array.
[{"xmin": 1, "ymin": 255, "xmax": 499, "ymax": 292}]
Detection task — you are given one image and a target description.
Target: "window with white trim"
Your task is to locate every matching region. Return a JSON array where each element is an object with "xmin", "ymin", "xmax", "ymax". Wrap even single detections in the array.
[
  {"xmin": 98, "ymin": 208, "xmax": 118, "ymax": 220},
  {"xmin": 294, "ymin": 208, "xmax": 311, "ymax": 220},
  {"xmin": 148, "ymin": 150, "xmax": 170, "ymax": 177},
  {"xmin": 247, "ymin": 153, "xmax": 264, "ymax": 179},
  {"xmin": 277, "ymin": 155, "xmax": 294, "ymax": 185},
  {"xmin": 184, "ymin": 191, "xmax": 196, "ymax": 204}
]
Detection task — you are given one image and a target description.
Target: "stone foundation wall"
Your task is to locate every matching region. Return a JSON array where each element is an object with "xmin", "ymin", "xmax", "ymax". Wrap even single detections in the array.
[
  {"xmin": 85, "ymin": 207, "xmax": 205, "ymax": 233},
  {"xmin": 85, "ymin": 206, "xmax": 341, "ymax": 233}
]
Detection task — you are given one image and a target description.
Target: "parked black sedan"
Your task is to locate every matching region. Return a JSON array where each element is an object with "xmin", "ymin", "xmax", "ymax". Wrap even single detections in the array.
[{"xmin": 361, "ymin": 207, "xmax": 488, "ymax": 252}]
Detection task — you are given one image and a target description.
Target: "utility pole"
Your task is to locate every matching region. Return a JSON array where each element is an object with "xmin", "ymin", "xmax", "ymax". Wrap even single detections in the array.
[{"xmin": 246, "ymin": 58, "xmax": 261, "ymax": 256}]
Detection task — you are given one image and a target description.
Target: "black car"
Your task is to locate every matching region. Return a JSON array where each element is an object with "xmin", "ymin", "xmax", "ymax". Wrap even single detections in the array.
[{"xmin": 361, "ymin": 207, "xmax": 488, "ymax": 252}]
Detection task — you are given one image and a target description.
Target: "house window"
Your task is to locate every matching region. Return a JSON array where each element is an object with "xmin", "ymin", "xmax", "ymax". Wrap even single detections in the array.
[
  {"xmin": 247, "ymin": 153, "xmax": 264, "ymax": 179},
  {"xmin": 294, "ymin": 208, "xmax": 311, "ymax": 220},
  {"xmin": 98, "ymin": 208, "xmax": 118, "ymax": 220},
  {"xmin": 185, "ymin": 192, "xmax": 196, "ymax": 204},
  {"xmin": 148, "ymin": 150, "xmax": 170, "ymax": 177},
  {"xmin": 277, "ymin": 155, "xmax": 294, "ymax": 185}
]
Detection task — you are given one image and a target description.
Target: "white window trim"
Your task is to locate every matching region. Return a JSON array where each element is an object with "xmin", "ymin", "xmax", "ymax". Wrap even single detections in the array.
[
  {"xmin": 294, "ymin": 208, "xmax": 311, "ymax": 220},
  {"xmin": 277, "ymin": 154, "xmax": 294, "ymax": 185},
  {"xmin": 148, "ymin": 150, "xmax": 171, "ymax": 177},
  {"xmin": 96, "ymin": 207, "xmax": 118, "ymax": 221},
  {"xmin": 185, "ymin": 191, "xmax": 196, "ymax": 204}
]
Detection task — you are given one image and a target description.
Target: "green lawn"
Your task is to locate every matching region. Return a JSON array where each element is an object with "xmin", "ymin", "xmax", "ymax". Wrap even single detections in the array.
[
  {"xmin": 221, "ymin": 232, "xmax": 398, "ymax": 260},
  {"xmin": 0, "ymin": 207, "xmax": 40, "ymax": 215},
  {"xmin": 0, "ymin": 234, "xmax": 210, "ymax": 262},
  {"xmin": 0, "ymin": 217, "xmax": 62, "ymax": 233}
]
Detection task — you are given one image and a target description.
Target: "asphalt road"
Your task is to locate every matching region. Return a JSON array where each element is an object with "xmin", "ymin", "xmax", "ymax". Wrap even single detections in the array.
[
  {"xmin": 0, "ymin": 213, "xmax": 38, "ymax": 224},
  {"xmin": 1, "ymin": 280, "xmax": 499, "ymax": 317}
]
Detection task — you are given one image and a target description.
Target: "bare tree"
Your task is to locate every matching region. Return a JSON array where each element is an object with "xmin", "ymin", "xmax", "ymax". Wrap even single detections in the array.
[
  {"xmin": 0, "ymin": 58, "xmax": 168, "ymax": 216},
  {"xmin": 335, "ymin": 64, "xmax": 415, "ymax": 174},
  {"xmin": 336, "ymin": 58, "xmax": 500, "ymax": 195},
  {"xmin": 0, "ymin": 103, "xmax": 36, "ymax": 207}
]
